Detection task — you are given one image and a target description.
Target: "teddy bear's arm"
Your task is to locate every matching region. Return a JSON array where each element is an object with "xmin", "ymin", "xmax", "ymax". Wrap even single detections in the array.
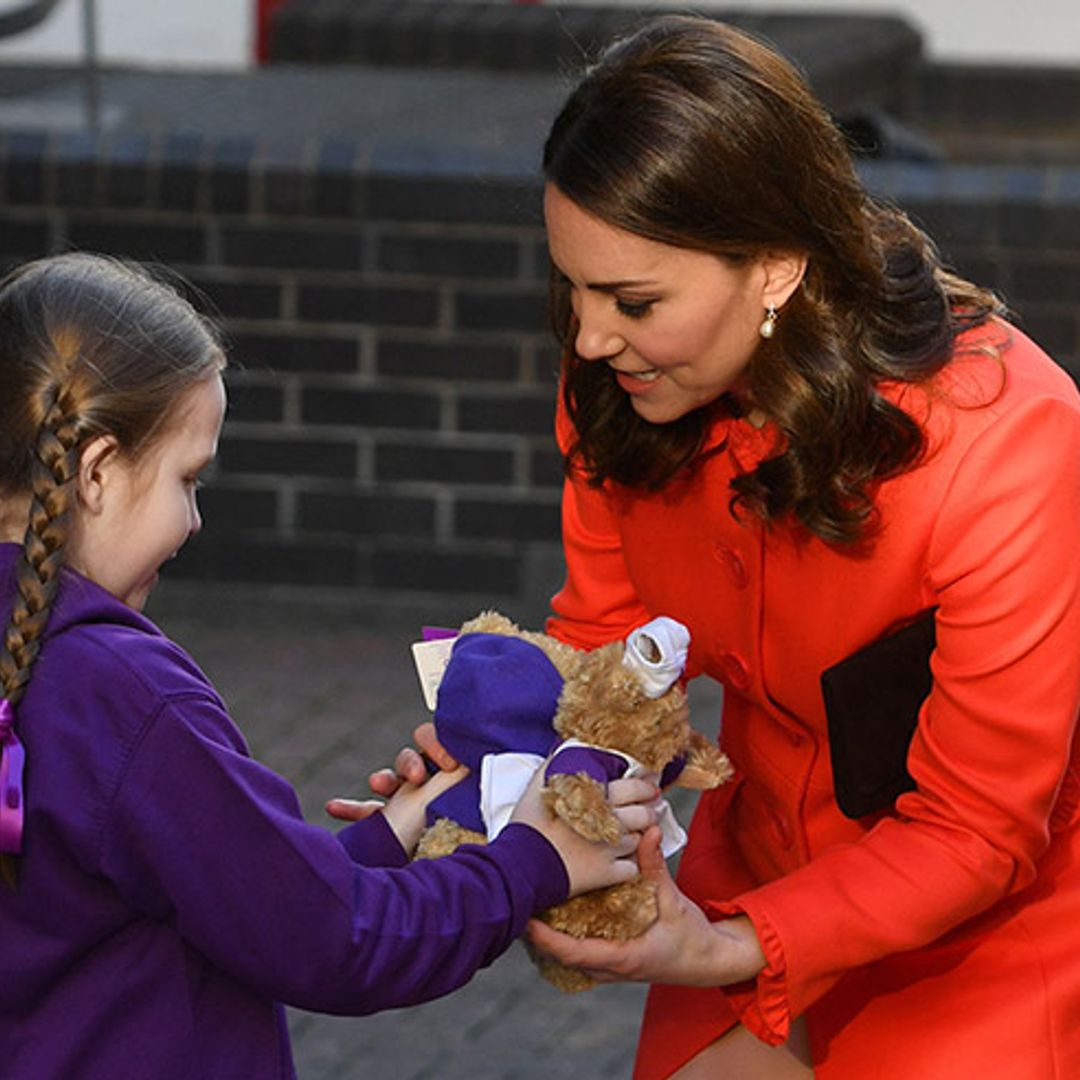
[
  {"xmin": 542, "ymin": 773, "xmax": 622, "ymax": 844},
  {"xmin": 674, "ymin": 729, "xmax": 734, "ymax": 790}
]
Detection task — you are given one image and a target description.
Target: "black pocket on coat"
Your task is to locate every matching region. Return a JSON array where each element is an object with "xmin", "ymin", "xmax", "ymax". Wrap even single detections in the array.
[{"xmin": 820, "ymin": 609, "xmax": 936, "ymax": 819}]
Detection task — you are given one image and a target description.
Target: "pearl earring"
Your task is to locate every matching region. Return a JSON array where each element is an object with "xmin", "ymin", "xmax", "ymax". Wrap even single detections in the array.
[{"xmin": 759, "ymin": 304, "xmax": 778, "ymax": 339}]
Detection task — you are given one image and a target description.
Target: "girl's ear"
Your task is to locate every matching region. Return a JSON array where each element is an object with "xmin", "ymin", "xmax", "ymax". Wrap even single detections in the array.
[
  {"xmin": 759, "ymin": 250, "xmax": 809, "ymax": 311},
  {"xmin": 76, "ymin": 435, "xmax": 120, "ymax": 514}
]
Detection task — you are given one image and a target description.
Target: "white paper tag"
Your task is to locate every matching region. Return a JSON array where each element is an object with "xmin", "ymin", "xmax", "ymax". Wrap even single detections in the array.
[{"xmin": 410, "ymin": 637, "xmax": 458, "ymax": 711}]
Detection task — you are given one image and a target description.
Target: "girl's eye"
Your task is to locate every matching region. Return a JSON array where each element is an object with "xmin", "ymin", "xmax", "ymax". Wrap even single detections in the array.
[{"xmin": 616, "ymin": 297, "xmax": 655, "ymax": 320}]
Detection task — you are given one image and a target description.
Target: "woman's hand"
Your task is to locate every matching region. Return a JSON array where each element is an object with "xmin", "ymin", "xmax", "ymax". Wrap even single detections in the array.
[
  {"xmin": 510, "ymin": 768, "xmax": 662, "ymax": 896},
  {"xmin": 367, "ymin": 721, "xmax": 460, "ymax": 798},
  {"xmin": 526, "ymin": 826, "xmax": 766, "ymax": 986},
  {"xmin": 326, "ymin": 721, "xmax": 460, "ymax": 821}
]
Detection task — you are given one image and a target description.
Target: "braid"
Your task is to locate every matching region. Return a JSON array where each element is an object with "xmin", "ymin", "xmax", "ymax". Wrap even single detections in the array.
[{"xmin": 0, "ymin": 386, "xmax": 81, "ymax": 706}]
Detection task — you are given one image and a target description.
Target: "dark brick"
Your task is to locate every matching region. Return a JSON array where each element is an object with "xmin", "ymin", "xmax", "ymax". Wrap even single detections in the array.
[
  {"xmin": 209, "ymin": 137, "xmax": 256, "ymax": 215},
  {"xmin": 529, "ymin": 444, "xmax": 564, "ymax": 489},
  {"xmin": 159, "ymin": 133, "xmax": 205, "ymax": 212},
  {"xmin": 197, "ymin": 485, "xmax": 279, "ymax": 530},
  {"xmin": 455, "ymin": 288, "xmax": 546, "ymax": 333},
  {"xmin": 173, "ymin": 535, "xmax": 358, "ymax": 587},
  {"xmin": 226, "ymin": 382, "xmax": 285, "ymax": 423},
  {"xmin": 902, "ymin": 198, "xmax": 995, "ymax": 250},
  {"xmin": 999, "ymin": 203, "xmax": 1080, "ymax": 251},
  {"xmin": 458, "ymin": 392, "xmax": 555, "ymax": 435},
  {"xmin": 313, "ymin": 138, "xmax": 362, "ymax": 218},
  {"xmin": 4, "ymin": 131, "xmax": 49, "ymax": 205},
  {"xmin": 371, "ymin": 543, "xmax": 519, "ymax": 594},
  {"xmin": 0, "ymin": 216, "xmax": 50, "ymax": 260},
  {"xmin": 209, "ymin": 169, "xmax": 250, "ymax": 214},
  {"xmin": 377, "ymin": 338, "xmax": 519, "ymax": 381},
  {"xmin": 103, "ymin": 132, "xmax": 153, "ymax": 208},
  {"xmin": 297, "ymin": 283, "xmax": 439, "ymax": 327},
  {"xmin": 67, "ymin": 218, "xmax": 206, "ymax": 265},
  {"xmin": 375, "ymin": 442, "xmax": 514, "ymax": 484},
  {"xmin": 944, "ymin": 252, "xmax": 1003, "ymax": 291},
  {"xmin": 302, "ymin": 386, "xmax": 440, "ymax": 429},
  {"xmin": 229, "ymin": 330, "xmax": 359, "ymax": 374},
  {"xmin": 1010, "ymin": 258, "xmax": 1080, "ymax": 305},
  {"xmin": 378, "ymin": 234, "xmax": 518, "ymax": 278},
  {"xmin": 54, "ymin": 130, "xmax": 102, "ymax": 207},
  {"xmin": 220, "ymin": 436, "xmax": 357, "ymax": 479},
  {"xmin": 186, "ymin": 276, "xmax": 283, "ymax": 321},
  {"xmin": 455, "ymin": 496, "xmax": 560, "ymax": 541},
  {"xmin": 297, "ymin": 490, "xmax": 436, "ymax": 537},
  {"xmin": 1012, "ymin": 308, "xmax": 1079, "ymax": 358},
  {"xmin": 366, "ymin": 173, "xmax": 541, "ymax": 227},
  {"xmin": 261, "ymin": 168, "xmax": 307, "ymax": 217},
  {"xmin": 222, "ymin": 224, "xmax": 363, "ymax": 271}
]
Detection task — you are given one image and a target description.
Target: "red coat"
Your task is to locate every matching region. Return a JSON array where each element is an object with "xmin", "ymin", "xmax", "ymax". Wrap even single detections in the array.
[{"xmin": 547, "ymin": 321, "xmax": 1080, "ymax": 1079}]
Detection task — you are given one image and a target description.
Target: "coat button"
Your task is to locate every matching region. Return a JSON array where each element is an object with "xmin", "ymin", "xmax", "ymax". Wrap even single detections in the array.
[
  {"xmin": 720, "ymin": 651, "xmax": 750, "ymax": 690},
  {"xmin": 713, "ymin": 544, "xmax": 749, "ymax": 588}
]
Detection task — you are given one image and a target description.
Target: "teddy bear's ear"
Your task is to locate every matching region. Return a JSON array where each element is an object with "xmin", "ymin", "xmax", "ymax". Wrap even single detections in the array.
[{"xmin": 461, "ymin": 610, "xmax": 519, "ymax": 637}]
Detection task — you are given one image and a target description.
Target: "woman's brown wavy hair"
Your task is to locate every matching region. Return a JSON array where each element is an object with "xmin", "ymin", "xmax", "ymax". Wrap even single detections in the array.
[{"xmin": 542, "ymin": 15, "xmax": 1002, "ymax": 543}]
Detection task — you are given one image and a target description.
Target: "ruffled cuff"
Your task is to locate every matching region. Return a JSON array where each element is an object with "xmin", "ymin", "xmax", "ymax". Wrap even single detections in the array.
[
  {"xmin": 704, "ymin": 897, "xmax": 791, "ymax": 1046},
  {"xmin": 336, "ymin": 812, "xmax": 410, "ymax": 868}
]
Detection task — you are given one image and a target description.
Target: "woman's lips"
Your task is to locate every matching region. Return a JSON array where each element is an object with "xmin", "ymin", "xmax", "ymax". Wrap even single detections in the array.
[{"xmin": 612, "ymin": 367, "xmax": 663, "ymax": 395}]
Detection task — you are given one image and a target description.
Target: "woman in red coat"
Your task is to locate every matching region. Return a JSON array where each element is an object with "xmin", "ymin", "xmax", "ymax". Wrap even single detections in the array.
[{"xmin": 524, "ymin": 15, "xmax": 1080, "ymax": 1079}]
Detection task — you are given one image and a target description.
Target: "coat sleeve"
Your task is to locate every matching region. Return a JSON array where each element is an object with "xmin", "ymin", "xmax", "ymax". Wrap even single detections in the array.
[
  {"xmin": 709, "ymin": 390, "xmax": 1080, "ymax": 1043},
  {"xmin": 546, "ymin": 396, "xmax": 652, "ymax": 649},
  {"xmin": 95, "ymin": 692, "xmax": 569, "ymax": 1015}
]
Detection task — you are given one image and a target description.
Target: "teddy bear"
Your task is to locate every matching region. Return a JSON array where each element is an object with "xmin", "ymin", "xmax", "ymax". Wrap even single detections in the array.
[{"xmin": 414, "ymin": 610, "xmax": 732, "ymax": 993}]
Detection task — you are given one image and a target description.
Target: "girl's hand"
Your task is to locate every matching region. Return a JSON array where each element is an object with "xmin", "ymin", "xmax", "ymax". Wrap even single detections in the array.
[
  {"xmin": 526, "ymin": 826, "xmax": 766, "ymax": 986},
  {"xmin": 509, "ymin": 768, "xmax": 661, "ymax": 896},
  {"xmin": 326, "ymin": 765, "xmax": 470, "ymax": 853}
]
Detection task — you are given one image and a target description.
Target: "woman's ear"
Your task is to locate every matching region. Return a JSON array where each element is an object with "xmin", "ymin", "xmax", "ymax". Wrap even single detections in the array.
[
  {"xmin": 76, "ymin": 435, "xmax": 119, "ymax": 514},
  {"xmin": 759, "ymin": 250, "xmax": 809, "ymax": 311}
]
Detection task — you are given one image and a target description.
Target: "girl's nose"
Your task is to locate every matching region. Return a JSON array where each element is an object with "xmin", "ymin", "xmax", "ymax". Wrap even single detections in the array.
[{"xmin": 574, "ymin": 300, "xmax": 626, "ymax": 362}]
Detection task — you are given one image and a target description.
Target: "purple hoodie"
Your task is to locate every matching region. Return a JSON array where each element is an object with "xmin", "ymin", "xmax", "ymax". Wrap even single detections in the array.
[{"xmin": 0, "ymin": 545, "xmax": 567, "ymax": 1079}]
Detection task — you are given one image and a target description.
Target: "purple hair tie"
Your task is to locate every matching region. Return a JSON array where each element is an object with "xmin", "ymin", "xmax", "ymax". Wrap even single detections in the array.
[{"xmin": 0, "ymin": 698, "xmax": 25, "ymax": 854}]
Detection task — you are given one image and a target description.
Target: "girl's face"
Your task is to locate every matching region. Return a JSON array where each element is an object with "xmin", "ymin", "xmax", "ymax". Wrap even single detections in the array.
[
  {"xmin": 67, "ymin": 373, "xmax": 226, "ymax": 611},
  {"xmin": 544, "ymin": 183, "xmax": 803, "ymax": 425}
]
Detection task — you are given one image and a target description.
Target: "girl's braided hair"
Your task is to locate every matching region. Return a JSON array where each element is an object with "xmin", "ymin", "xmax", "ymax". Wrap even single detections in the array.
[{"xmin": 0, "ymin": 252, "xmax": 224, "ymax": 874}]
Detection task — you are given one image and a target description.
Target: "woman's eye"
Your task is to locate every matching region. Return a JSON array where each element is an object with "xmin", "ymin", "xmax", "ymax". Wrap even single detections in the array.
[{"xmin": 616, "ymin": 297, "xmax": 655, "ymax": 320}]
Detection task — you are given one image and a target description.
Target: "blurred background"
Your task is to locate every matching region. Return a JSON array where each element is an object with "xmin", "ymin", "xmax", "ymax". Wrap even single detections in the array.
[{"xmin": 0, "ymin": 3, "xmax": 1076, "ymax": 1077}]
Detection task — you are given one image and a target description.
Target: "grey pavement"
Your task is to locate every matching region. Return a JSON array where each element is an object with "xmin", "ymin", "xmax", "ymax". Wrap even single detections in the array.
[{"xmin": 151, "ymin": 585, "xmax": 722, "ymax": 1080}]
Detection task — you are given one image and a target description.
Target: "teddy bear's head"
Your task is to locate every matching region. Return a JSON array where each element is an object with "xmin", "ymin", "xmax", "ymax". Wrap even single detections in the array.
[{"xmin": 553, "ymin": 641, "xmax": 689, "ymax": 775}]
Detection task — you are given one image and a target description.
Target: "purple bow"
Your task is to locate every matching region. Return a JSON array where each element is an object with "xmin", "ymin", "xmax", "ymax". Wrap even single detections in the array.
[{"xmin": 0, "ymin": 698, "xmax": 25, "ymax": 854}]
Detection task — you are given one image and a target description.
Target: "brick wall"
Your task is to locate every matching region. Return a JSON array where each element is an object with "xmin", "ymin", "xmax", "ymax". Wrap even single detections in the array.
[{"xmin": 0, "ymin": 128, "xmax": 1077, "ymax": 619}]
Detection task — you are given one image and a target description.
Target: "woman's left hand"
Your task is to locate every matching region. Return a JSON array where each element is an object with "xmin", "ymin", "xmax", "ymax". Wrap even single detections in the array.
[{"xmin": 526, "ymin": 826, "xmax": 766, "ymax": 988}]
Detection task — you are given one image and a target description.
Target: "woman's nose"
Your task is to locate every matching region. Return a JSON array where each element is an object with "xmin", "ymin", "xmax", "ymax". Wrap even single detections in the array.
[{"xmin": 574, "ymin": 299, "xmax": 625, "ymax": 362}]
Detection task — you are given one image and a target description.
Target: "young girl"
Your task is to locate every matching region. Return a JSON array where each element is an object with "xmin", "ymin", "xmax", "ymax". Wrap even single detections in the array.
[{"xmin": 0, "ymin": 253, "xmax": 656, "ymax": 1080}]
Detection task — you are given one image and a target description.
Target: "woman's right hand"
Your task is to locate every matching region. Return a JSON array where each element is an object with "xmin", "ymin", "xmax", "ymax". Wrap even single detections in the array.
[{"xmin": 509, "ymin": 766, "xmax": 659, "ymax": 896}]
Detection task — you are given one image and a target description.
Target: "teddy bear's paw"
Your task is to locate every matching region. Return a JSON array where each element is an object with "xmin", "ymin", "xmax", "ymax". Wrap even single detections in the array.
[
  {"xmin": 542, "ymin": 773, "xmax": 621, "ymax": 844},
  {"xmin": 533, "ymin": 953, "xmax": 597, "ymax": 994},
  {"xmin": 415, "ymin": 817, "xmax": 487, "ymax": 860},
  {"xmin": 676, "ymin": 730, "xmax": 735, "ymax": 790}
]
